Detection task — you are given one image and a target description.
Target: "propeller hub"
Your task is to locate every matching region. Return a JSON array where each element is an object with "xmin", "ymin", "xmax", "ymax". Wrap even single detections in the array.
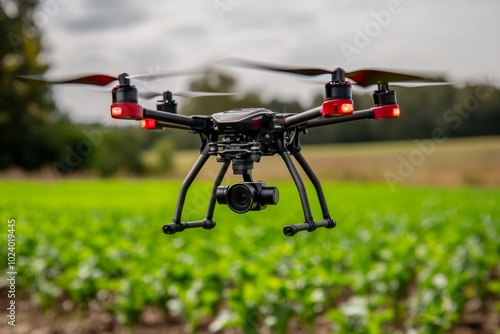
[
  {"xmin": 331, "ymin": 68, "xmax": 346, "ymax": 82},
  {"xmin": 324, "ymin": 68, "xmax": 352, "ymax": 101},
  {"xmin": 156, "ymin": 91, "xmax": 177, "ymax": 114},
  {"xmin": 118, "ymin": 73, "xmax": 131, "ymax": 86},
  {"xmin": 373, "ymin": 83, "xmax": 397, "ymax": 107},
  {"xmin": 164, "ymin": 91, "xmax": 174, "ymax": 102},
  {"xmin": 377, "ymin": 81, "xmax": 390, "ymax": 91},
  {"xmin": 112, "ymin": 75, "xmax": 138, "ymax": 104}
]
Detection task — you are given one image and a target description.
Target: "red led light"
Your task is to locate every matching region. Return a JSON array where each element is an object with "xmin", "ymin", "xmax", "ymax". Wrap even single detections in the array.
[
  {"xmin": 141, "ymin": 119, "xmax": 157, "ymax": 129},
  {"xmin": 322, "ymin": 99, "xmax": 354, "ymax": 116},
  {"xmin": 372, "ymin": 104, "xmax": 401, "ymax": 119},
  {"xmin": 110, "ymin": 102, "xmax": 143, "ymax": 120},
  {"xmin": 111, "ymin": 106, "xmax": 122, "ymax": 116},
  {"xmin": 341, "ymin": 103, "xmax": 354, "ymax": 114}
]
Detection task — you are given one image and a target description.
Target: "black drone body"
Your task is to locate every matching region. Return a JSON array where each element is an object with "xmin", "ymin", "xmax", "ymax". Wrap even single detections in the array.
[
  {"xmin": 17, "ymin": 59, "xmax": 445, "ymax": 236},
  {"xmin": 118, "ymin": 94, "xmax": 398, "ymax": 237},
  {"xmin": 160, "ymin": 105, "xmax": 340, "ymax": 237},
  {"xmin": 211, "ymin": 108, "xmax": 274, "ymax": 132}
]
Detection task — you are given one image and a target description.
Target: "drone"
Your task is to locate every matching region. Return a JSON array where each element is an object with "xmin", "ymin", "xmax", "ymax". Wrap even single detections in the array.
[{"xmin": 17, "ymin": 59, "xmax": 445, "ymax": 236}]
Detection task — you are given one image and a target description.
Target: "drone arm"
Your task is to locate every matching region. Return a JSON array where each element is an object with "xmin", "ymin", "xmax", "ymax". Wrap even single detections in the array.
[
  {"xmin": 143, "ymin": 108, "xmax": 207, "ymax": 129},
  {"xmin": 155, "ymin": 121, "xmax": 192, "ymax": 130},
  {"xmin": 306, "ymin": 103, "xmax": 400, "ymax": 128},
  {"xmin": 282, "ymin": 99, "xmax": 358, "ymax": 129},
  {"xmin": 283, "ymin": 106, "xmax": 322, "ymax": 128},
  {"xmin": 306, "ymin": 108, "xmax": 375, "ymax": 128}
]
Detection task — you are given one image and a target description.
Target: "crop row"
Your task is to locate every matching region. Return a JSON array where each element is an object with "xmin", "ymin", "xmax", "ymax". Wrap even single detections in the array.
[{"xmin": 0, "ymin": 180, "xmax": 499, "ymax": 333}]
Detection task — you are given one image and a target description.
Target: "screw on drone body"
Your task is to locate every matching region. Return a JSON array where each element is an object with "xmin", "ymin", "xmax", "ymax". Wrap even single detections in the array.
[
  {"xmin": 250, "ymin": 141, "xmax": 261, "ymax": 153},
  {"xmin": 209, "ymin": 142, "xmax": 218, "ymax": 154}
]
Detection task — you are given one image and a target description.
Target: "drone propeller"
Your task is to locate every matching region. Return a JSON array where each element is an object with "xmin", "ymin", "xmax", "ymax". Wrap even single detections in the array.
[
  {"xmin": 139, "ymin": 91, "xmax": 240, "ymax": 99},
  {"xmin": 218, "ymin": 57, "xmax": 446, "ymax": 87},
  {"xmin": 16, "ymin": 68, "xmax": 198, "ymax": 87},
  {"xmin": 300, "ymin": 79, "xmax": 453, "ymax": 89}
]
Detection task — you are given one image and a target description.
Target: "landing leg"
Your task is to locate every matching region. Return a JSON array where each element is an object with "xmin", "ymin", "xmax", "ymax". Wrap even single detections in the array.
[
  {"xmin": 290, "ymin": 147, "xmax": 335, "ymax": 226},
  {"xmin": 276, "ymin": 139, "xmax": 335, "ymax": 236},
  {"xmin": 163, "ymin": 146, "xmax": 214, "ymax": 234}
]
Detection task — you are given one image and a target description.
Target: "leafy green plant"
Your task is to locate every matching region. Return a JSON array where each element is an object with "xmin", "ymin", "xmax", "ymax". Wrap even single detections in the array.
[{"xmin": 0, "ymin": 180, "xmax": 498, "ymax": 333}]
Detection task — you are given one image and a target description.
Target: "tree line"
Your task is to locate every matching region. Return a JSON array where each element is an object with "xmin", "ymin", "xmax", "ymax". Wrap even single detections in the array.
[{"xmin": 1, "ymin": 2, "xmax": 498, "ymax": 176}]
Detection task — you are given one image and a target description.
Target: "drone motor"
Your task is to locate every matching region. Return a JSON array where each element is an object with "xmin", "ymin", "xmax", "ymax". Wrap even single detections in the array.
[
  {"xmin": 110, "ymin": 73, "xmax": 143, "ymax": 120},
  {"xmin": 322, "ymin": 68, "xmax": 354, "ymax": 117},
  {"xmin": 372, "ymin": 82, "xmax": 400, "ymax": 119},
  {"xmin": 156, "ymin": 91, "xmax": 177, "ymax": 114}
]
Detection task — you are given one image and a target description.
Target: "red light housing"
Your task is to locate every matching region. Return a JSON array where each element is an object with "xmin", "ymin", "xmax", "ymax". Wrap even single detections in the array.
[
  {"xmin": 141, "ymin": 118, "xmax": 162, "ymax": 129},
  {"xmin": 322, "ymin": 99, "xmax": 354, "ymax": 117},
  {"xmin": 110, "ymin": 102, "xmax": 143, "ymax": 120},
  {"xmin": 372, "ymin": 104, "xmax": 401, "ymax": 119}
]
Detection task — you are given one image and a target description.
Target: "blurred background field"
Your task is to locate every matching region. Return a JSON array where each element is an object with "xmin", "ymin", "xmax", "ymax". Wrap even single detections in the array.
[
  {"xmin": 0, "ymin": 180, "xmax": 499, "ymax": 333},
  {"xmin": 172, "ymin": 137, "xmax": 500, "ymax": 187},
  {"xmin": 1, "ymin": 1, "xmax": 500, "ymax": 333}
]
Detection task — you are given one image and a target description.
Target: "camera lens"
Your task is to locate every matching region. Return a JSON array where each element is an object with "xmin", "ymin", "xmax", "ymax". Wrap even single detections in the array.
[
  {"xmin": 216, "ymin": 186, "xmax": 229, "ymax": 205},
  {"xmin": 261, "ymin": 186, "xmax": 279, "ymax": 205},
  {"xmin": 217, "ymin": 182, "xmax": 279, "ymax": 214},
  {"xmin": 227, "ymin": 183, "xmax": 256, "ymax": 214}
]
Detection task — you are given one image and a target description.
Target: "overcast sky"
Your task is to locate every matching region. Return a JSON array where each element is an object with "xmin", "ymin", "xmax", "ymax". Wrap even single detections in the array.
[{"xmin": 27, "ymin": 0, "xmax": 500, "ymax": 123}]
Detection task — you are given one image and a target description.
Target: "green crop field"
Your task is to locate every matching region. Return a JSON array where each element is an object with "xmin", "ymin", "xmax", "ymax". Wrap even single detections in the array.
[{"xmin": 0, "ymin": 180, "xmax": 499, "ymax": 333}]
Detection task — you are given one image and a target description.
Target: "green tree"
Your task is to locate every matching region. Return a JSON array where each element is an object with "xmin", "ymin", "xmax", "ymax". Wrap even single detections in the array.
[{"xmin": 0, "ymin": 0, "xmax": 62, "ymax": 170}]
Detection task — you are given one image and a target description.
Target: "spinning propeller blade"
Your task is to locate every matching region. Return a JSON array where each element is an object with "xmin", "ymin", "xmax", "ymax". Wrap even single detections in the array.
[
  {"xmin": 139, "ymin": 91, "xmax": 240, "ymax": 99},
  {"xmin": 16, "ymin": 68, "xmax": 200, "ymax": 86},
  {"xmin": 219, "ymin": 57, "xmax": 446, "ymax": 87},
  {"xmin": 344, "ymin": 69, "xmax": 445, "ymax": 87},
  {"xmin": 16, "ymin": 74, "xmax": 118, "ymax": 86},
  {"xmin": 126, "ymin": 69, "xmax": 199, "ymax": 81},
  {"xmin": 300, "ymin": 79, "xmax": 453, "ymax": 88},
  {"xmin": 219, "ymin": 57, "xmax": 332, "ymax": 76}
]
